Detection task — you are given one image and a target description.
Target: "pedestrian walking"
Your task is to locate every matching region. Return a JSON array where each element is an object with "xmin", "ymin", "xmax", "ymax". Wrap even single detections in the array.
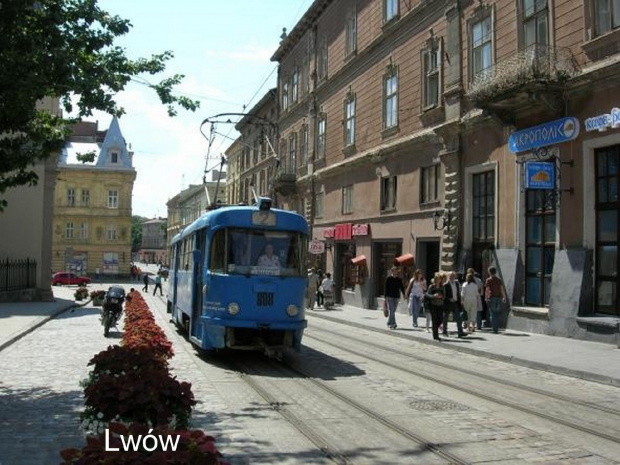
[
  {"xmin": 153, "ymin": 274, "xmax": 163, "ymax": 296},
  {"xmin": 306, "ymin": 268, "xmax": 318, "ymax": 310},
  {"xmin": 462, "ymin": 272, "xmax": 482, "ymax": 332},
  {"xmin": 425, "ymin": 272, "xmax": 446, "ymax": 341},
  {"xmin": 142, "ymin": 273, "xmax": 149, "ymax": 292},
  {"xmin": 384, "ymin": 266, "xmax": 405, "ymax": 329},
  {"xmin": 316, "ymin": 269, "xmax": 324, "ymax": 307},
  {"xmin": 405, "ymin": 269, "xmax": 426, "ymax": 328},
  {"xmin": 443, "ymin": 271, "xmax": 466, "ymax": 338},
  {"xmin": 321, "ymin": 273, "xmax": 334, "ymax": 309},
  {"xmin": 467, "ymin": 267, "xmax": 485, "ymax": 329},
  {"xmin": 485, "ymin": 266, "xmax": 507, "ymax": 334}
]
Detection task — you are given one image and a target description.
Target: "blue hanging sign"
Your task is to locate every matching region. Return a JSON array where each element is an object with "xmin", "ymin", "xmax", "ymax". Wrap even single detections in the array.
[
  {"xmin": 509, "ymin": 117, "xmax": 580, "ymax": 153},
  {"xmin": 524, "ymin": 162, "xmax": 555, "ymax": 189}
]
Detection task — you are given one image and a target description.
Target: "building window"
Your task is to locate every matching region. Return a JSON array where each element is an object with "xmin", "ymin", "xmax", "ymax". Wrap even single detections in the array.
[
  {"xmin": 291, "ymin": 68, "xmax": 298, "ymax": 103},
  {"xmin": 522, "ymin": 0, "xmax": 548, "ymax": 48},
  {"xmin": 384, "ymin": 0, "xmax": 399, "ymax": 23},
  {"xmin": 342, "ymin": 184, "xmax": 354, "ymax": 214},
  {"xmin": 317, "ymin": 38, "xmax": 328, "ymax": 81},
  {"xmin": 381, "ymin": 176, "xmax": 397, "ymax": 211},
  {"xmin": 345, "ymin": 11, "xmax": 357, "ymax": 56},
  {"xmin": 80, "ymin": 222, "xmax": 88, "ymax": 239},
  {"xmin": 288, "ymin": 133, "xmax": 297, "ymax": 173},
  {"xmin": 253, "ymin": 138, "xmax": 259, "ymax": 165},
  {"xmin": 66, "ymin": 222, "xmax": 74, "ymax": 239},
  {"xmin": 107, "ymin": 225, "xmax": 117, "ymax": 241},
  {"xmin": 279, "ymin": 140, "xmax": 287, "ymax": 172},
  {"xmin": 111, "ymin": 152, "xmax": 119, "ymax": 163},
  {"xmin": 81, "ymin": 189, "xmax": 90, "ymax": 207},
  {"xmin": 471, "ymin": 15, "xmax": 493, "ymax": 79},
  {"xmin": 282, "ymin": 81, "xmax": 289, "ymax": 111},
  {"xmin": 67, "ymin": 188, "xmax": 75, "ymax": 207},
  {"xmin": 421, "ymin": 165, "xmax": 439, "ymax": 203},
  {"xmin": 300, "ymin": 125, "xmax": 308, "ymax": 166},
  {"xmin": 315, "ymin": 191, "xmax": 324, "ymax": 218},
  {"xmin": 472, "ymin": 171, "xmax": 495, "ymax": 242},
  {"xmin": 344, "ymin": 93, "xmax": 356, "ymax": 147},
  {"xmin": 317, "ymin": 114, "xmax": 326, "ymax": 159},
  {"xmin": 301, "ymin": 59, "xmax": 309, "ymax": 97},
  {"xmin": 422, "ymin": 40, "xmax": 442, "ymax": 109},
  {"xmin": 384, "ymin": 67, "xmax": 398, "ymax": 129},
  {"xmin": 595, "ymin": 145, "xmax": 620, "ymax": 316},
  {"xmin": 594, "ymin": 0, "xmax": 620, "ymax": 36},
  {"xmin": 525, "ymin": 189, "xmax": 556, "ymax": 306},
  {"xmin": 107, "ymin": 190, "xmax": 118, "ymax": 208},
  {"xmin": 103, "ymin": 252, "xmax": 119, "ymax": 275}
]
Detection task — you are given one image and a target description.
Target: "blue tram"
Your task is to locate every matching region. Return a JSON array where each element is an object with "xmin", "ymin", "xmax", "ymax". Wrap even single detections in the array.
[{"xmin": 167, "ymin": 198, "xmax": 309, "ymax": 354}]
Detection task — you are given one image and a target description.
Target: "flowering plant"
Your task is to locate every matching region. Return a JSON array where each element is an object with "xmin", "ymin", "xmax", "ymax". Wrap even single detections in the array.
[
  {"xmin": 60, "ymin": 422, "xmax": 230, "ymax": 464},
  {"xmin": 81, "ymin": 365, "xmax": 196, "ymax": 431},
  {"xmin": 90, "ymin": 289, "xmax": 106, "ymax": 300},
  {"xmin": 74, "ymin": 286, "xmax": 89, "ymax": 300}
]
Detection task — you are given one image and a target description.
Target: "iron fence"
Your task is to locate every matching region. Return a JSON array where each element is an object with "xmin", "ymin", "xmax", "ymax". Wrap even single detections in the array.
[{"xmin": 0, "ymin": 258, "xmax": 37, "ymax": 292}]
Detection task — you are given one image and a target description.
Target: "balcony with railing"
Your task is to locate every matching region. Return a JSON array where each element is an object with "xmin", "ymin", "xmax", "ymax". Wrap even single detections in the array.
[
  {"xmin": 273, "ymin": 168, "xmax": 297, "ymax": 196},
  {"xmin": 467, "ymin": 45, "xmax": 580, "ymax": 122}
]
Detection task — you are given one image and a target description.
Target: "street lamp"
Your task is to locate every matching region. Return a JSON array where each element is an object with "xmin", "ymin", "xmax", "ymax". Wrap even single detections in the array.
[{"xmin": 433, "ymin": 208, "xmax": 451, "ymax": 231}]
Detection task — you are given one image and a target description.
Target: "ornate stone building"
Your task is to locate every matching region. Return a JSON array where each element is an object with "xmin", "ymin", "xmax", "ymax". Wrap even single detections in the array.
[
  {"xmin": 52, "ymin": 117, "xmax": 136, "ymax": 277},
  {"xmin": 271, "ymin": 0, "xmax": 620, "ymax": 343}
]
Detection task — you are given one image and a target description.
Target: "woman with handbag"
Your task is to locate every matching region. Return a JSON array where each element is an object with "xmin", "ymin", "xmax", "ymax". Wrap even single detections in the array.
[
  {"xmin": 425, "ymin": 272, "xmax": 446, "ymax": 341},
  {"xmin": 405, "ymin": 269, "xmax": 426, "ymax": 328}
]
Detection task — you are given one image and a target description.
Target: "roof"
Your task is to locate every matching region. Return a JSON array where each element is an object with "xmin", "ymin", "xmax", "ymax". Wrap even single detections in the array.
[{"xmin": 270, "ymin": 0, "xmax": 332, "ymax": 62}]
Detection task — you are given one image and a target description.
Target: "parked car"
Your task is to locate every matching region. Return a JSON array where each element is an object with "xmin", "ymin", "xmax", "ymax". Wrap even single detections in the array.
[{"xmin": 51, "ymin": 272, "xmax": 91, "ymax": 286}]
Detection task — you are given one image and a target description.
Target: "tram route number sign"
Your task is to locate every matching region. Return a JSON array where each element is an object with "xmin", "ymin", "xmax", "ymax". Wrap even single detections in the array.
[{"xmin": 308, "ymin": 240, "xmax": 325, "ymax": 255}]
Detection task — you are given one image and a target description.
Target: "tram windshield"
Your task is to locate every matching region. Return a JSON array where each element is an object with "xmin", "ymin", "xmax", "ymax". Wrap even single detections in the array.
[{"xmin": 210, "ymin": 228, "xmax": 306, "ymax": 277}]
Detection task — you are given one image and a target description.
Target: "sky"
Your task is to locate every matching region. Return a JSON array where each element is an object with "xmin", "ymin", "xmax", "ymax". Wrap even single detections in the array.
[{"xmin": 87, "ymin": 0, "xmax": 313, "ymax": 218}]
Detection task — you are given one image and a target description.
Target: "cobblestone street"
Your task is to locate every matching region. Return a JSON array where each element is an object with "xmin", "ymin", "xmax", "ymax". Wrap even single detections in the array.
[{"xmin": 0, "ymin": 287, "xmax": 112, "ymax": 465}]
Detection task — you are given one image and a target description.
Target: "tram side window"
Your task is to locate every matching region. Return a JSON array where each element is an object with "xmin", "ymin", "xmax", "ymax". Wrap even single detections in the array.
[{"xmin": 210, "ymin": 230, "xmax": 226, "ymax": 272}]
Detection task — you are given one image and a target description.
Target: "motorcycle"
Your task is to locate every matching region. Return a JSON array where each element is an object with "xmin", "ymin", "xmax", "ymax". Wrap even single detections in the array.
[{"xmin": 101, "ymin": 286, "xmax": 125, "ymax": 337}]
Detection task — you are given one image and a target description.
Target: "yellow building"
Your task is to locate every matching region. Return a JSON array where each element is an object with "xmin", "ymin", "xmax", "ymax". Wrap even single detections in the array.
[{"xmin": 52, "ymin": 117, "xmax": 136, "ymax": 277}]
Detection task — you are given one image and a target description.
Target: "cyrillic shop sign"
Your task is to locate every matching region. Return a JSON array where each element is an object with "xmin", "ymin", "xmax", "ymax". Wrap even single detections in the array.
[{"xmin": 509, "ymin": 117, "xmax": 580, "ymax": 153}]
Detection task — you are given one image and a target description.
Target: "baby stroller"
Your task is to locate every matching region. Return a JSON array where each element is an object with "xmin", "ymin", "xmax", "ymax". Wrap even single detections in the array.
[{"xmin": 323, "ymin": 289, "xmax": 334, "ymax": 310}]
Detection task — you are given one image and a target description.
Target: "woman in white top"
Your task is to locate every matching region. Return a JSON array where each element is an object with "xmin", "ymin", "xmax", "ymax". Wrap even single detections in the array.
[
  {"xmin": 461, "ymin": 272, "xmax": 482, "ymax": 332},
  {"xmin": 405, "ymin": 269, "xmax": 426, "ymax": 328}
]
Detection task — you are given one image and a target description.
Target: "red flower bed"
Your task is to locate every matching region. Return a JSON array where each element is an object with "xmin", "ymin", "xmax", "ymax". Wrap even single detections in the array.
[
  {"xmin": 60, "ymin": 422, "xmax": 230, "ymax": 465},
  {"xmin": 82, "ymin": 366, "xmax": 195, "ymax": 429}
]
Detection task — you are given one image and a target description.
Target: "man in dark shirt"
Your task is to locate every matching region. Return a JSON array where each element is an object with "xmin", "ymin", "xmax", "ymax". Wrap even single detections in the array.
[
  {"xmin": 384, "ymin": 266, "xmax": 405, "ymax": 329},
  {"xmin": 443, "ymin": 271, "xmax": 466, "ymax": 338},
  {"xmin": 485, "ymin": 266, "xmax": 507, "ymax": 334}
]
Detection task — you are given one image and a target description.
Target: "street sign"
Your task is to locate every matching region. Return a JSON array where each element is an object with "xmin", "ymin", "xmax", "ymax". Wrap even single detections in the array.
[
  {"xmin": 524, "ymin": 162, "xmax": 555, "ymax": 189},
  {"xmin": 308, "ymin": 240, "xmax": 325, "ymax": 255},
  {"xmin": 509, "ymin": 117, "xmax": 580, "ymax": 153}
]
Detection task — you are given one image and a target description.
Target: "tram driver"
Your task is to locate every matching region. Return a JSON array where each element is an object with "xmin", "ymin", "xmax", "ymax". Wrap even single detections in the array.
[{"xmin": 257, "ymin": 243, "xmax": 281, "ymax": 268}]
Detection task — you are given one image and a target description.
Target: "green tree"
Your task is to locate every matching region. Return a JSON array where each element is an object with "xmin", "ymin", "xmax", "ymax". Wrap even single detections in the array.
[
  {"xmin": 131, "ymin": 215, "xmax": 147, "ymax": 252},
  {"xmin": 0, "ymin": 0, "xmax": 199, "ymax": 210}
]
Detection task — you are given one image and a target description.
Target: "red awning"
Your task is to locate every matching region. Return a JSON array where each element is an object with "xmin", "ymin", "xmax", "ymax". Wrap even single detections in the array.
[
  {"xmin": 351, "ymin": 255, "xmax": 367, "ymax": 265},
  {"xmin": 395, "ymin": 253, "xmax": 414, "ymax": 265}
]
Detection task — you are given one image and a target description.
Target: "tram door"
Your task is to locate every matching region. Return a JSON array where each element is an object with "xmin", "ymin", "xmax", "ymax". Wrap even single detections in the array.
[{"xmin": 191, "ymin": 231, "xmax": 206, "ymax": 340}]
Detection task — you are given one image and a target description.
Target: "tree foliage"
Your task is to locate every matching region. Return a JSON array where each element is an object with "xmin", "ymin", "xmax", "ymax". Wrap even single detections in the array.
[
  {"xmin": 131, "ymin": 215, "xmax": 147, "ymax": 252},
  {"xmin": 0, "ymin": 0, "xmax": 199, "ymax": 209}
]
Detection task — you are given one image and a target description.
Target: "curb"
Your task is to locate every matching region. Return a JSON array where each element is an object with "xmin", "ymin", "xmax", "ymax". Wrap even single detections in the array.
[
  {"xmin": 311, "ymin": 311, "xmax": 620, "ymax": 388},
  {"xmin": 0, "ymin": 299, "xmax": 85, "ymax": 353}
]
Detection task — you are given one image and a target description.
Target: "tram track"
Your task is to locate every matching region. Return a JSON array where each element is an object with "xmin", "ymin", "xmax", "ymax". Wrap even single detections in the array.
[
  {"xmin": 230, "ymin": 356, "xmax": 471, "ymax": 465},
  {"xmin": 303, "ymin": 323, "xmax": 620, "ymax": 448}
]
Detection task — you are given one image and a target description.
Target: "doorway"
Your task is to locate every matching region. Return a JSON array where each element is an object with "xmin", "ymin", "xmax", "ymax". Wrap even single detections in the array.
[{"xmin": 416, "ymin": 240, "xmax": 440, "ymax": 282}]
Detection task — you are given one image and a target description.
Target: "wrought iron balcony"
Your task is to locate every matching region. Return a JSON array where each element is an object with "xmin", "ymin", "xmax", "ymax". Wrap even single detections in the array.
[
  {"xmin": 273, "ymin": 169, "xmax": 297, "ymax": 196},
  {"xmin": 467, "ymin": 45, "xmax": 580, "ymax": 122}
]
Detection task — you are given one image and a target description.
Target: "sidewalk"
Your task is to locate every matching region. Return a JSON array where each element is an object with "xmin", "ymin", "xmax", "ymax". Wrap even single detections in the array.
[
  {"xmin": 1, "ymin": 288, "xmax": 619, "ymax": 386},
  {"xmin": 308, "ymin": 303, "xmax": 620, "ymax": 387},
  {"xmin": 0, "ymin": 284, "xmax": 106, "ymax": 352}
]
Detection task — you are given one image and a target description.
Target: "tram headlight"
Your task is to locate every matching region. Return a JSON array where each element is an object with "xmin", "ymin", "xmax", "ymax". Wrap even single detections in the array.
[
  {"xmin": 227, "ymin": 302, "xmax": 240, "ymax": 315},
  {"xmin": 286, "ymin": 304, "xmax": 299, "ymax": 317}
]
